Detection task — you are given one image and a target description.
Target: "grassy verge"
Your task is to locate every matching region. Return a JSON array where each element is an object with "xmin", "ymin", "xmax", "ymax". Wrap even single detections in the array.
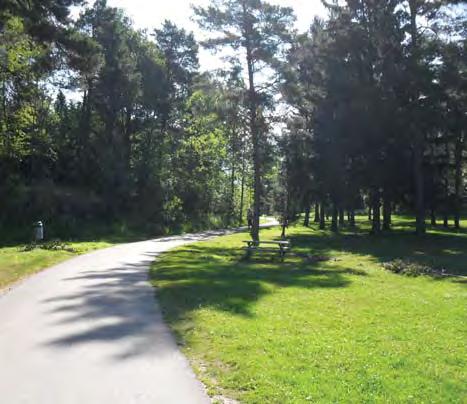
[
  {"xmin": 150, "ymin": 216, "xmax": 467, "ymax": 403},
  {"xmin": 0, "ymin": 216, "xmax": 277, "ymax": 291},
  {"xmin": 0, "ymin": 241, "xmax": 113, "ymax": 290}
]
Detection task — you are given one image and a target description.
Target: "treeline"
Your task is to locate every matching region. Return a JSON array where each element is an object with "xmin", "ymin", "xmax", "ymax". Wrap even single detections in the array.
[
  {"xmin": 0, "ymin": 0, "xmax": 265, "ymax": 237},
  {"xmin": 282, "ymin": 1, "xmax": 466, "ymax": 234},
  {"xmin": 0, "ymin": 0, "xmax": 465, "ymax": 240}
]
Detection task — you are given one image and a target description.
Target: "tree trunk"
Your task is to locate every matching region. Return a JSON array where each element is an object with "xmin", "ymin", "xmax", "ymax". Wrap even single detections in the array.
[
  {"xmin": 350, "ymin": 209, "xmax": 356, "ymax": 227},
  {"xmin": 443, "ymin": 172, "xmax": 449, "ymax": 228},
  {"xmin": 331, "ymin": 203, "xmax": 338, "ymax": 232},
  {"xmin": 409, "ymin": 0, "xmax": 426, "ymax": 235},
  {"xmin": 430, "ymin": 208, "xmax": 436, "ymax": 226},
  {"xmin": 454, "ymin": 132, "xmax": 464, "ymax": 229},
  {"xmin": 239, "ymin": 159, "xmax": 245, "ymax": 225},
  {"xmin": 413, "ymin": 135, "xmax": 426, "ymax": 234},
  {"xmin": 314, "ymin": 203, "xmax": 320, "ymax": 223},
  {"xmin": 245, "ymin": 31, "xmax": 261, "ymax": 242},
  {"xmin": 368, "ymin": 206, "xmax": 372, "ymax": 221},
  {"xmin": 304, "ymin": 204, "xmax": 311, "ymax": 227},
  {"xmin": 371, "ymin": 189, "xmax": 381, "ymax": 234},
  {"xmin": 382, "ymin": 192, "xmax": 391, "ymax": 231},
  {"xmin": 229, "ymin": 160, "xmax": 236, "ymax": 225},
  {"xmin": 79, "ymin": 85, "xmax": 93, "ymax": 186},
  {"xmin": 319, "ymin": 202, "xmax": 325, "ymax": 230},
  {"xmin": 338, "ymin": 208, "xmax": 345, "ymax": 227}
]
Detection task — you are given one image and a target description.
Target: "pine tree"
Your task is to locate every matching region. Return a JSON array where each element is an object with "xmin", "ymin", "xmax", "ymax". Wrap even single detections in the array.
[{"xmin": 193, "ymin": 0, "xmax": 295, "ymax": 241}]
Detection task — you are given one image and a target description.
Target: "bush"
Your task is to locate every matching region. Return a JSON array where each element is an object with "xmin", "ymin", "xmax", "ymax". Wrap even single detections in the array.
[
  {"xmin": 20, "ymin": 240, "xmax": 76, "ymax": 253},
  {"xmin": 382, "ymin": 259, "xmax": 433, "ymax": 277}
]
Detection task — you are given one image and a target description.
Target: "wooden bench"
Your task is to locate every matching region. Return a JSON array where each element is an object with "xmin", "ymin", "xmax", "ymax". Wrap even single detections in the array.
[{"xmin": 242, "ymin": 240, "xmax": 291, "ymax": 258}]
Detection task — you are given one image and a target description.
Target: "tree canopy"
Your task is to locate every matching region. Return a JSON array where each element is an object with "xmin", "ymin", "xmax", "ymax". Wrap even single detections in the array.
[{"xmin": 0, "ymin": 0, "xmax": 465, "ymax": 239}]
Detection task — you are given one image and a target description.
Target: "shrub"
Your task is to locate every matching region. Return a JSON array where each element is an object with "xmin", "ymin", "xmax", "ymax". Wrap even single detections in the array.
[
  {"xmin": 20, "ymin": 240, "xmax": 76, "ymax": 253},
  {"xmin": 382, "ymin": 259, "xmax": 433, "ymax": 277}
]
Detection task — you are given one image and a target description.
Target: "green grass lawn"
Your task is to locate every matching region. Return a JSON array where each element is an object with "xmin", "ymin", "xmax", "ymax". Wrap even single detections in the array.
[
  {"xmin": 0, "ymin": 216, "xmax": 276, "ymax": 291},
  {"xmin": 150, "ymin": 216, "xmax": 467, "ymax": 403},
  {"xmin": 0, "ymin": 241, "xmax": 112, "ymax": 289}
]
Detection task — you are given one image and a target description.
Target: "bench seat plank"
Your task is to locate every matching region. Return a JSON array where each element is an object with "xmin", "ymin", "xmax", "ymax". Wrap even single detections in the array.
[
  {"xmin": 243, "ymin": 247, "xmax": 290, "ymax": 251},
  {"xmin": 242, "ymin": 240, "xmax": 290, "ymax": 245}
]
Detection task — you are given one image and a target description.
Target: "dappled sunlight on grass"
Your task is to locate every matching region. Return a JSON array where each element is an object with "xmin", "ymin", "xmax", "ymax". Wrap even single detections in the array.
[
  {"xmin": 150, "ymin": 217, "xmax": 467, "ymax": 402},
  {"xmin": 290, "ymin": 215, "xmax": 467, "ymax": 275}
]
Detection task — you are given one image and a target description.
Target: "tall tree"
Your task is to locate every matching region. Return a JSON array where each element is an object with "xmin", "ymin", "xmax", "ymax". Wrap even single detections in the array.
[
  {"xmin": 193, "ymin": 0, "xmax": 295, "ymax": 241},
  {"xmin": 402, "ymin": 0, "xmax": 464, "ymax": 233}
]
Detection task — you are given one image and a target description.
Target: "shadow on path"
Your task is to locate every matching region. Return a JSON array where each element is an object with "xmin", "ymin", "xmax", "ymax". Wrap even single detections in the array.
[
  {"xmin": 41, "ymin": 256, "xmax": 172, "ymax": 360},
  {"xmin": 39, "ymin": 221, "xmax": 279, "ymax": 360}
]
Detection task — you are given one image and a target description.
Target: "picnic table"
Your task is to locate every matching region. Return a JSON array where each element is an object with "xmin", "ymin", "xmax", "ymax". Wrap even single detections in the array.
[{"xmin": 242, "ymin": 239, "xmax": 291, "ymax": 258}]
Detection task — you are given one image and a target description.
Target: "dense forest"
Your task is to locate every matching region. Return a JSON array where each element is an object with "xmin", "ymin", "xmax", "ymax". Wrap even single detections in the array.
[{"xmin": 0, "ymin": 0, "xmax": 465, "ymax": 240}]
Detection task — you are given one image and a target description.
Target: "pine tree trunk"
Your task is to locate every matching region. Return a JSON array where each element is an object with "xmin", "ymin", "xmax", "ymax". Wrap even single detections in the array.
[
  {"xmin": 350, "ymin": 209, "xmax": 356, "ymax": 227},
  {"xmin": 229, "ymin": 161, "xmax": 236, "ymax": 225},
  {"xmin": 383, "ymin": 192, "xmax": 391, "ymax": 231},
  {"xmin": 314, "ymin": 203, "xmax": 320, "ymax": 223},
  {"xmin": 443, "ymin": 173, "xmax": 449, "ymax": 228},
  {"xmin": 338, "ymin": 208, "xmax": 345, "ymax": 227},
  {"xmin": 304, "ymin": 204, "xmax": 311, "ymax": 227},
  {"xmin": 79, "ymin": 84, "xmax": 93, "ymax": 187},
  {"xmin": 454, "ymin": 132, "xmax": 464, "ymax": 229},
  {"xmin": 413, "ymin": 136, "xmax": 426, "ymax": 234},
  {"xmin": 331, "ymin": 203, "xmax": 338, "ymax": 232},
  {"xmin": 319, "ymin": 202, "xmax": 325, "ymax": 230},
  {"xmin": 245, "ymin": 34, "xmax": 261, "ymax": 242},
  {"xmin": 430, "ymin": 208, "xmax": 436, "ymax": 226},
  {"xmin": 409, "ymin": 0, "xmax": 426, "ymax": 235},
  {"xmin": 239, "ymin": 159, "xmax": 245, "ymax": 225},
  {"xmin": 371, "ymin": 190, "xmax": 381, "ymax": 234}
]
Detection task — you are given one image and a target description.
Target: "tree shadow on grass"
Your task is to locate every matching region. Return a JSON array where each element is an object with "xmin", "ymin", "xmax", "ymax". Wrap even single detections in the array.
[
  {"xmin": 291, "ymin": 223, "xmax": 467, "ymax": 276},
  {"xmin": 38, "ymin": 249, "xmax": 351, "ymax": 360},
  {"xmin": 149, "ymin": 243, "xmax": 360, "ymax": 346},
  {"xmin": 38, "ymin": 219, "xmax": 465, "ymax": 361}
]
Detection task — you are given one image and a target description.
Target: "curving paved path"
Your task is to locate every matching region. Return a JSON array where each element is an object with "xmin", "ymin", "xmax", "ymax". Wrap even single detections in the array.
[{"xmin": 0, "ymin": 222, "xmax": 277, "ymax": 404}]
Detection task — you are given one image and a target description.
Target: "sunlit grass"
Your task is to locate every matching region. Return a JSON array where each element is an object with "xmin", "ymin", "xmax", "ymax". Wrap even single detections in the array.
[
  {"xmin": 150, "ymin": 216, "xmax": 467, "ymax": 403},
  {"xmin": 0, "ymin": 215, "xmax": 277, "ymax": 291},
  {"xmin": 0, "ymin": 241, "xmax": 112, "ymax": 289}
]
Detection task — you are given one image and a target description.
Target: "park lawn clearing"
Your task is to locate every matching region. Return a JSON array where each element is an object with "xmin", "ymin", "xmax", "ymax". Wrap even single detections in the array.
[
  {"xmin": 150, "ymin": 216, "xmax": 467, "ymax": 403},
  {"xmin": 0, "ymin": 241, "xmax": 112, "ymax": 290}
]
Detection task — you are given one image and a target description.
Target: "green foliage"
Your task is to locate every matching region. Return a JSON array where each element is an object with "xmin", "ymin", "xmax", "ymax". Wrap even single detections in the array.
[
  {"xmin": 0, "ymin": 0, "xmax": 258, "ymax": 238},
  {"xmin": 0, "ymin": 0, "xmax": 464, "ymax": 242},
  {"xmin": 282, "ymin": 1, "xmax": 466, "ymax": 234},
  {"xmin": 0, "ymin": 16, "xmax": 46, "ymax": 161},
  {"xmin": 163, "ymin": 196, "xmax": 185, "ymax": 230}
]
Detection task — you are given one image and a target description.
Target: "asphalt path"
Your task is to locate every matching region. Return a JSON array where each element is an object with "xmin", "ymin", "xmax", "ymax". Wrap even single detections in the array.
[{"xmin": 0, "ymin": 222, "xmax": 277, "ymax": 403}]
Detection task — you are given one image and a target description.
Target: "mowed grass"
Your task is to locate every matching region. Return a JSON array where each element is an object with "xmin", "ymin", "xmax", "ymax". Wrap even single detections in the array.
[
  {"xmin": 150, "ymin": 216, "xmax": 467, "ymax": 403},
  {"xmin": 0, "ymin": 241, "xmax": 112, "ymax": 289},
  {"xmin": 0, "ymin": 217, "xmax": 273, "ymax": 291}
]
